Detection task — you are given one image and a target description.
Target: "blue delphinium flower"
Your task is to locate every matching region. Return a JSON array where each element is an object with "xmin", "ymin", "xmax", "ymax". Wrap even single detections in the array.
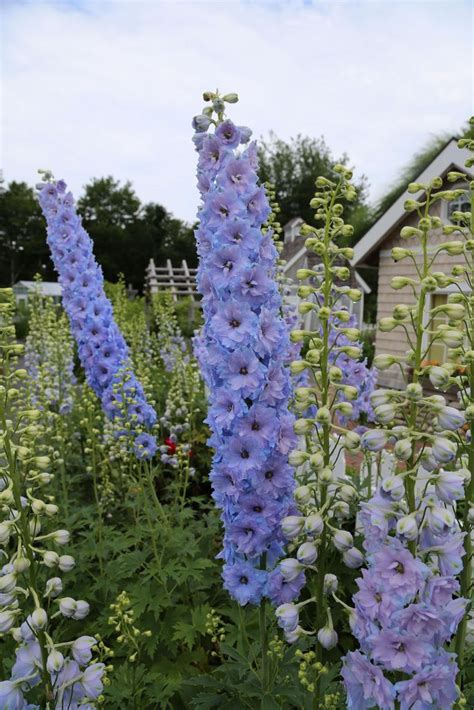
[
  {"xmin": 192, "ymin": 102, "xmax": 296, "ymax": 605},
  {"xmin": 342, "ymin": 472, "xmax": 466, "ymax": 709},
  {"xmin": 37, "ymin": 177, "xmax": 157, "ymax": 457}
]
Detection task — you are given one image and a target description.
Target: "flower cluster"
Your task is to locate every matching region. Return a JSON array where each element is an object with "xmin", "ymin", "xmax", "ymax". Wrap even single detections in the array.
[
  {"xmin": 192, "ymin": 91, "xmax": 296, "ymax": 605},
  {"xmin": 36, "ymin": 174, "xmax": 157, "ymax": 458},
  {"xmin": 24, "ymin": 278, "xmax": 76, "ymax": 416},
  {"xmin": 274, "ymin": 166, "xmax": 368, "ymax": 663},
  {"xmin": 343, "ymin": 155, "xmax": 474, "ymax": 708},
  {"xmin": 0, "ymin": 288, "xmax": 107, "ymax": 708}
]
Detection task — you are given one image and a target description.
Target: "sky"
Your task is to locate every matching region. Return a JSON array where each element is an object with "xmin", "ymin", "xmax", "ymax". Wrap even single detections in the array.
[{"xmin": 2, "ymin": 0, "xmax": 473, "ymax": 223}]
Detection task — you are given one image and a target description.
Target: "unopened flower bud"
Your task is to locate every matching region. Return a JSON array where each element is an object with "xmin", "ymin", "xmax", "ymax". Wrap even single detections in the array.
[
  {"xmin": 58, "ymin": 555, "xmax": 75, "ymax": 572},
  {"xmin": 31, "ymin": 608, "xmax": 48, "ymax": 630},
  {"xmin": 304, "ymin": 513, "xmax": 324, "ymax": 536},
  {"xmin": 396, "ymin": 515, "xmax": 418, "ymax": 541},
  {"xmin": 297, "ymin": 542, "xmax": 318, "ymax": 565},
  {"xmin": 47, "ymin": 650, "xmax": 64, "ymax": 673},
  {"xmin": 294, "ymin": 486, "xmax": 312, "ymax": 506},
  {"xmin": 275, "ymin": 603, "xmax": 299, "ymax": 632},
  {"xmin": 323, "ymin": 574, "xmax": 338, "ymax": 594},
  {"xmin": 317, "ymin": 625, "xmax": 338, "ymax": 649},
  {"xmin": 333, "ymin": 529, "xmax": 353, "ymax": 552},
  {"xmin": 281, "ymin": 516, "xmax": 305, "ymax": 539},
  {"xmin": 394, "ymin": 439, "xmax": 412, "ymax": 461},
  {"xmin": 279, "ymin": 558, "xmax": 303, "ymax": 582},
  {"xmin": 343, "ymin": 547, "xmax": 364, "ymax": 568}
]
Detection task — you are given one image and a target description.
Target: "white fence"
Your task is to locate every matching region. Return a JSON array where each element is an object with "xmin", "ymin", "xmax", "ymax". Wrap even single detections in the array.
[{"xmin": 145, "ymin": 259, "xmax": 198, "ymax": 301}]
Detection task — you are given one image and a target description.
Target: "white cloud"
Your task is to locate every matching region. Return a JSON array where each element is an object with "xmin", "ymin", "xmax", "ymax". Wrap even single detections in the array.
[{"xmin": 2, "ymin": 0, "xmax": 472, "ymax": 222}]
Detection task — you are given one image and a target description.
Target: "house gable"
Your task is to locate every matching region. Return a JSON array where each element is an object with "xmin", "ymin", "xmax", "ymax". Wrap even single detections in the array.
[{"xmin": 352, "ymin": 138, "xmax": 473, "ymax": 267}]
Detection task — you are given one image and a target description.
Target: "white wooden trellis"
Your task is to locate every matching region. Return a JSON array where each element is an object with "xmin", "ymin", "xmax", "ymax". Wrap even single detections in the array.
[{"xmin": 145, "ymin": 258, "xmax": 198, "ymax": 301}]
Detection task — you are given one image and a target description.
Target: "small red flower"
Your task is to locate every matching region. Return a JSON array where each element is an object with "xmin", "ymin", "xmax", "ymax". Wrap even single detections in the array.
[{"xmin": 165, "ymin": 438, "xmax": 177, "ymax": 455}]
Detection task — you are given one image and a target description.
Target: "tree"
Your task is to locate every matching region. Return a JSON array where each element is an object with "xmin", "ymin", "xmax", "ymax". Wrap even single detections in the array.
[
  {"xmin": 258, "ymin": 132, "xmax": 370, "ymax": 243},
  {"xmin": 77, "ymin": 176, "xmax": 196, "ymax": 289},
  {"xmin": 0, "ymin": 181, "xmax": 51, "ymax": 286}
]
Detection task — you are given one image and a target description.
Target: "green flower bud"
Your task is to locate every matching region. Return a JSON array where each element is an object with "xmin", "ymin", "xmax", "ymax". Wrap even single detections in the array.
[
  {"xmin": 343, "ymin": 431, "xmax": 360, "ymax": 451},
  {"xmin": 373, "ymin": 354, "xmax": 396, "ymax": 370},
  {"xmin": 400, "ymin": 226, "xmax": 422, "ymax": 239},
  {"xmin": 290, "ymin": 360, "xmax": 309, "ymax": 375},
  {"xmin": 222, "ymin": 93, "xmax": 238, "ymax": 103},
  {"xmin": 294, "ymin": 419, "xmax": 313, "ymax": 434},
  {"xmin": 379, "ymin": 318, "xmax": 397, "ymax": 332},
  {"xmin": 394, "ymin": 439, "xmax": 413, "ymax": 460},
  {"xmin": 315, "ymin": 407, "xmax": 331, "ymax": 425},
  {"xmin": 392, "ymin": 247, "xmax": 410, "ymax": 261},
  {"xmin": 405, "ymin": 383, "xmax": 423, "ymax": 400},
  {"xmin": 288, "ymin": 450, "xmax": 310, "ymax": 466}
]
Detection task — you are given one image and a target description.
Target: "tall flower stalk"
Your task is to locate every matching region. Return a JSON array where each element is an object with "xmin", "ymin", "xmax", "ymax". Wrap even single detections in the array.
[
  {"xmin": 191, "ymin": 91, "xmax": 297, "ymax": 694},
  {"xmin": 0, "ymin": 288, "xmax": 107, "ymax": 707},
  {"xmin": 273, "ymin": 167, "xmax": 367, "ymax": 709},
  {"xmin": 36, "ymin": 174, "xmax": 157, "ymax": 459},
  {"xmin": 343, "ymin": 143, "xmax": 473, "ymax": 708}
]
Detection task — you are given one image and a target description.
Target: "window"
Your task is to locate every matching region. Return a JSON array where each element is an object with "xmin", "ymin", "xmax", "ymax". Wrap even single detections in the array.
[{"xmin": 447, "ymin": 192, "xmax": 470, "ymax": 222}]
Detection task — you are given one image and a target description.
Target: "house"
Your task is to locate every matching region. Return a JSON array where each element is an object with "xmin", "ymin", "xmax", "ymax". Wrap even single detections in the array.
[
  {"xmin": 351, "ymin": 138, "xmax": 473, "ymax": 389},
  {"xmin": 13, "ymin": 281, "xmax": 62, "ymax": 306},
  {"xmin": 281, "ymin": 217, "xmax": 371, "ymax": 328}
]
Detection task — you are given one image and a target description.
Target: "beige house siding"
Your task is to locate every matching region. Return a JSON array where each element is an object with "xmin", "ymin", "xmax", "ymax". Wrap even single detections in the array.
[{"xmin": 374, "ymin": 201, "xmax": 461, "ymax": 389}]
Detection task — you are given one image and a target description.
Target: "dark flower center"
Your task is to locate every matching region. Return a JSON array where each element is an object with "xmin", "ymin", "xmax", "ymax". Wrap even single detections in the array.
[
  {"xmin": 241, "ymin": 449, "xmax": 249, "ymax": 459},
  {"xmin": 374, "ymin": 593, "xmax": 382, "ymax": 602},
  {"xmin": 227, "ymin": 404, "xmax": 233, "ymax": 412},
  {"xmin": 224, "ymin": 260, "xmax": 233, "ymax": 270},
  {"xmin": 220, "ymin": 206, "xmax": 229, "ymax": 216},
  {"xmin": 239, "ymin": 576, "xmax": 248, "ymax": 584},
  {"xmin": 252, "ymin": 422, "xmax": 260, "ymax": 430},
  {"xmin": 265, "ymin": 470, "xmax": 273, "ymax": 479},
  {"xmin": 224, "ymin": 129, "xmax": 233, "ymax": 139},
  {"xmin": 229, "ymin": 319, "xmax": 240, "ymax": 328},
  {"xmin": 395, "ymin": 562, "xmax": 405, "ymax": 574},
  {"xmin": 253, "ymin": 506, "xmax": 262, "ymax": 512},
  {"xmin": 240, "ymin": 367, "xmax": 248, "ymax": 375}
]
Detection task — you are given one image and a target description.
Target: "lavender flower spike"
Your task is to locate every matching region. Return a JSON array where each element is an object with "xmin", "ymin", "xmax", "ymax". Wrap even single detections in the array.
[
  {"xmin": 37, "ymin": 175, "xmax": 157, "ymax": 458},
  {"xmin": 192, "ymin": 92, "xmax": 297, "ymax": 605}
]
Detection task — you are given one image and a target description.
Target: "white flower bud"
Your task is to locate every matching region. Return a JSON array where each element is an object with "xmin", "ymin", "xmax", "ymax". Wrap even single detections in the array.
[
  {"xmin": 437, "ymin": 406, "xmax": 465, "ymax": 431},
  {"xmin": 429, "ymin": 366, "xmax": 450, "ymax": 389},
  {"xmin": 394, "ymin": 439, "xmax": 413, "ymax": 461},
  {"xmin": 31, "ymin": 608, "xmax": 48, "ymax": 630},
  {"xmin": 73, "ymin": 600, "xmax": 90, "ymax": 620},
  {"xmin": 0, "ymin": 523, "xmax": 11, "ymax": 545},
  {"xmin": 374, "ymin": 404, "xmax": 396, "ymax": 424},
  {"xmin": 381, "ymin": 476, "xmax": 405, "ymax": 501},
  {"xmin": 58, "ymin": 555, "xmax": 75, "ymax": 572},
  {"xmin": 432, "ymin": 437, "xmax": 457, "ymax": 464},
  {"xmin": 279, "ymin": 558, "xmax": 303, "ymax": 582},
  {"xmin": 343, "ymin": 547, "xmax": 364, "ymax": 568},
  {"xmin": 339, "ymin": 484, "xmax": 357, "ymax": 503},
  {"xmin": 0, "ymin": 572, "xmax": 16, "ymax": 593},
  {"xmin": 13, "ymin": 557, "xmax": 30, "ymax": 574},
  {"xmin": 333, "ymin": 529, "xmax": 353, "ymax": 552},
  {"xmin": 297, "ymin": 541, "xmax": 318, "ymax": 565},
  {"xmin": 44, "ymin": 504, "xmax": 58, "ymax": 517},
  {"xmin": 0, "ymin": 609, "xmax": 18, "ymax": 633},
  {"xmin": 294, "ymin": 486, "xmax": 312, "ymax": 506},
  {"xmin": 396, "ymin": 515, "xmax": 418, "ymax": 541},
  {"xmin": 405, "ymin": 383, "xmax": 423, "ymax": 400},
  {"xmin": 361, "ymin": 429, "xmax": 387, "ymax": 452},
  {"xmin": 52, "ymin": 530, "xmax": 70, "ymax": 545},
  {"xmin": 43, "ymin": 551, "xmax": 59, "ymax": 568},
  {"xmin": 304, "ymin": 513, "xmax": 324, "ymax": 536},
  {"xmin": 58, "ymin": 597, "xmax": 77, "ymax": 618},
  {"xmin": 323, "ymin": 574, "xmax": 338, "ymax": 594},
  {"xmin": 44, "ymin": 577, "xmax": 63, "ymax": 598},
  {"xmin": 288, "ymin": 450, "xmax": 309, "ymax": 466},
  {"xmin": 47, "ymin": 650, "xmax": 64, "ymax": 673},
  {"xmin": 281, "ymin": 516, "xmax": 305, "ymax": 539},
  {"xmin": 317, "ymin": 625, "xmax": 338, "ymax": 649},
  {"xmin": 275, "ymin": 603, "xmax": 299, "ymax": 632}
]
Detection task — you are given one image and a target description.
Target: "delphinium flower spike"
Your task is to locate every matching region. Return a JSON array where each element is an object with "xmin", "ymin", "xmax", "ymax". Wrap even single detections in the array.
[
  {"xmin": 36, "ymin": 174, "xmax": 157, "ymax": 459},
  {"xmin": 271, "ymin": 166, "xmax": 374, "ymax": 708},
  {"xmin": 343, "ymin": 150, "xmax": 473, "ymax": 709},
  {"xmin": 191, "ymin": 91, "xmax": 297, "ymax": 606},
  {"xmin": 0, "ymin": 288, "xmax": 109, "ymax": 707}
]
